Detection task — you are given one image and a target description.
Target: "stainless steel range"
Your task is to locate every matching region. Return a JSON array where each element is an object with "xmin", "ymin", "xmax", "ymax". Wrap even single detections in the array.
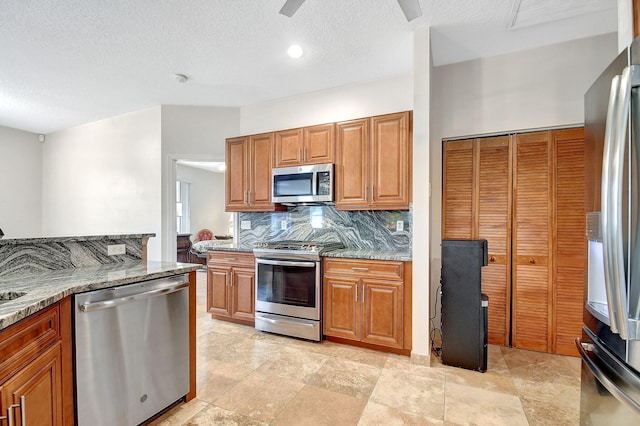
[{"xmin": 253, "ymin": 240, "xmax": 344, "ymax": 341}]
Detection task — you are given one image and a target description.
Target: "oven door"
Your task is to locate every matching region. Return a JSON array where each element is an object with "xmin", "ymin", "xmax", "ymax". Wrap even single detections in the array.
[{"xmin": 255, "ymin": 258, "xmax": 321, "ymax": 320}]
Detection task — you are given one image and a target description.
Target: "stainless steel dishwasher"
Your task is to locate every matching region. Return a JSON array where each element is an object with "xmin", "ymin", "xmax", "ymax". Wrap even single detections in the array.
[{"xmin": 74, "ymin": 274, "xmax": 190, "ymax": 426}]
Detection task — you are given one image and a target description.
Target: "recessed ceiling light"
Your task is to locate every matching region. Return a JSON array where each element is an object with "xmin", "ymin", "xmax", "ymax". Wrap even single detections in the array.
[{"xmin": 287, "ymin": 44, "xmax": 304, "ymax": 59}]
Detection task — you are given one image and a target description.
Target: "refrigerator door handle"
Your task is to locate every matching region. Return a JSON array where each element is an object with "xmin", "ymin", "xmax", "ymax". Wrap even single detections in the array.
[
  {"xmin": 604, "ymin": 65, "xmax": 640, "ymax": 339},
  {"xmin": 601, "ymin": 73, "xmax": 624, "ymax": 335},
  {"xmin": 576, "ymin": 337, "xmax": 640, "ymax": 415}
]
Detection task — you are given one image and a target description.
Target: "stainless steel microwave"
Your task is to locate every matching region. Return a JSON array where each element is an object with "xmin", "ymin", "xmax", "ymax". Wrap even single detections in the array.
[{"xmin": 272, "ymin": 163, "xmax": 334, "ymax": 203}]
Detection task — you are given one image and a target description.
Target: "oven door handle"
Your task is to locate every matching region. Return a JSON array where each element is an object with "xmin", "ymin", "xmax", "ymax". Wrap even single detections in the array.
[
  {"xmin": 256, "ymin": 258, "xmax": 317, "ymax": 268},
  {"xmin": 256, "ymin": 313, "xmax": 316, "ymax": 327}
]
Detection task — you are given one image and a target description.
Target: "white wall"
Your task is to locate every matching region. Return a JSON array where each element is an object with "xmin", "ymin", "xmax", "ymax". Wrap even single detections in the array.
[
  {"xmin": 176, "ymin": 165, "xmax": 229, "ymax": 238},
  {"xmin": 429, "ymin": 33, "xmax": 618, "ymax": 326},
  {"xmin": 0, "ymin": 125, "xmax": 42, "ymax": 238},
  {"xmin": 42, "ymin": 107, "xmax": 163, "ymax": 259},
  {"xmin": 240, "ymin": 75, "xmax": 413, "ymax": 135},
  {"xmin": 161, "ymin": 105, "xmax": 240, "ymax": 260}
]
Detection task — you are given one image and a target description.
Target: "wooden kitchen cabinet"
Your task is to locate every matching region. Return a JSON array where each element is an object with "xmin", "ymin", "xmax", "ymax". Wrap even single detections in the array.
[
  {"xmin": 441, "ymin": 128, "xmax": 585, "ymax": 356},
  {"xmin": 0, "ymin": 298, "xmax": 73, "ymax": 426},
  {"xmin": 336, "ymin": 111, "xmax": 412, "ymax": 210},
  {"xmin": 207, "ymin": 251, "xmax": 255, "ymax": 325},
  {"xmin": 225, "ymin": 133, "xmax": 276, "ymax": 212},
  {"xmin": 323, "ymin": 258, "xmax": 411, "ymax": 354},
  {"xmin": 274, "ymin": 123, "xmax": 335, "ymax": 168}
]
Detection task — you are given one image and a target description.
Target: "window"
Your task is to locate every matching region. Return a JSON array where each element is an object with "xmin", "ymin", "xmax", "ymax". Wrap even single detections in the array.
[{"xmin": 176, "ymin": 180, "xmax": 191, "ymax": 233}]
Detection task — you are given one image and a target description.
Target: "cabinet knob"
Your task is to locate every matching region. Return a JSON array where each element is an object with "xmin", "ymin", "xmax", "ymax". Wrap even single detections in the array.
[
  {"xmin": 489, "ymin": 256, "xmax": 496, "ymax": 263},
  {"xmin": 529, "ymin": 258, "xmax": 536, "ymax": 264}
]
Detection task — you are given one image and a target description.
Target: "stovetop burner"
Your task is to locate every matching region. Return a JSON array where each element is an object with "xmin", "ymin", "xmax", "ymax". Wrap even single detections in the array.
[{"xmin": 253, "ymin": 240, "xmax": 344, "ymax": 260}]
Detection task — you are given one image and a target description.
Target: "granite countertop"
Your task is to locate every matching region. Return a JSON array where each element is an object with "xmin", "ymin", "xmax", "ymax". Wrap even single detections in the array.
[
  {"xmin": 323, "ymin": 248, "xmax": 412, "ymax": 262},
  {"xmin": 0, "ymin": 260, "xmax": 201, "ymax": 331},
  {"xmin": 207, "ymin": 244, "xmax": 254, "ymax": 253},
  {"xmin": 0, "ymin": 233, "xmax": 155, "ymax": 245},
  {"xmin": 208, "ymin": 245, "xmax": 412, "ymax": 261}
]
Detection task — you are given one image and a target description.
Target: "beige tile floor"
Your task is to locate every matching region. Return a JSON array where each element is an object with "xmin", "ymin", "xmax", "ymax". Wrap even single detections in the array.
[{"xmin": 150, "ymin": 270, "xmax": 581, "ymax": 425}]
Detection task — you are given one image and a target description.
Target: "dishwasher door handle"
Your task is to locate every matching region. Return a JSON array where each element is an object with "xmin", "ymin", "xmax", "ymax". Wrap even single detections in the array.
[{"xmin": 79, "ymin": 281, "xmax": 189, "ymax": 313}]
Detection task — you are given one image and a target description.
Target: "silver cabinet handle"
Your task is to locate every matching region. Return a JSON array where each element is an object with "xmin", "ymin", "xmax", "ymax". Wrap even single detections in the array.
[
  {"xmin": 355, "ymin": 284, "xmax": 357, "ymax": 303},
  {"xmin": 361, "ymin": 284, "xmax": 365, "ymax": 303},
  {"xmin": 7, "ymin": 402, "xmax": 20, "ymax": 426},
  {"xmin": 79, "ymin": 281, "xmax": 189, "ymax": 312},
  {"xmin": 351, "ymin": 267, "xmax": 369, "ymax": 272},
  {"xmin": 576, "ymin": 337, "xmax": 640, "ymax": 415},
  {"xmin": 224, "ymin": 257, "xmax": 237, "ymax": 261}
]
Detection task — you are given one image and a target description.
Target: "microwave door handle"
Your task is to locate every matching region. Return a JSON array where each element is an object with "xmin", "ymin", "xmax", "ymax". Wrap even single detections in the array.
[
  {"xmin": 312, "ymin": 171, "xmax": 317, "ymax": 196},
  {"xmin": 602, "ymin": 73, "xmax": 623, "ymax": 335}
]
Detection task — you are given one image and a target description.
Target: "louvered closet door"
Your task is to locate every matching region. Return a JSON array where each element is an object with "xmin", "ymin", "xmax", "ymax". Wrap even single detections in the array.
[
  {"xmin": 442, "ymin": 139, "xmax": 474, "ymax": 239},
  {"xmin": 512, "ymin": 131, "xmax": 553, "ymax": 352},
  {"xmin": 477, "ymin": 136, "xmax": 511, "ymax": 346},
  {"xmin": 553, "ymin": 128, "xmax": 585, "ymax": 356}
]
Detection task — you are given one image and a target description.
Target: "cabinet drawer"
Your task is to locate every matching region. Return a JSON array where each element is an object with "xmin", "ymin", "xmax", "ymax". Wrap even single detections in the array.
[
  {"xmin": 208, "ymin": 251, "xmax": 255, "ymax": 268},
  {"xmin": 0, "ymin": 303, "xmax": 60, "ymax": 383},
  {"xmin": 324, "ymin": 258, "xmax": 403, "ymax": 281}
]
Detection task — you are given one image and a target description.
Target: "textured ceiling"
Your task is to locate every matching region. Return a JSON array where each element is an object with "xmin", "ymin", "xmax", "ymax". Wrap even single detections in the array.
[{"xmin": 0, "ymin": 0, "xmax": 617, "ymax": 134}]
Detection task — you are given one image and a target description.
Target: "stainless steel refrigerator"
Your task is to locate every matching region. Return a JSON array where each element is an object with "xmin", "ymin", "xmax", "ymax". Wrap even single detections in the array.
[{"xmin": 581, "ymin": 37, "xmax": 640, "ymax": 424}]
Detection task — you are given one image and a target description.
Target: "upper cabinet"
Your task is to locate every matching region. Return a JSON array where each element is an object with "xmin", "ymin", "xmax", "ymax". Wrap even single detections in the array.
[
  {"xmin": 274, "ymin": 123, "xmax": 335, "ymax": 168},
  {"xmin": 336, "ymin": 111, "xmax": 412, "ymax": 210},
  {"xmin": 225, "ymin": 111, "xmax": 412, "ymax": 212},
  {"xmin": 225, "ymin": 133, "xmax": 276, "ymax": 212}
]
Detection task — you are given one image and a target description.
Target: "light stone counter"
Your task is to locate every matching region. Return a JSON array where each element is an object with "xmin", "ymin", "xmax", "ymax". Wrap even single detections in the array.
[
  {"xmin": 208, "ymin": 246, "xmax": 412, "ymax": 261},
  {"xmin": 323, "ymin": 248, "xmax": 412, "ymax": 262},
  {"xmin": 0, "ymin": 260, "xmax": 201, "ymax": 331}
]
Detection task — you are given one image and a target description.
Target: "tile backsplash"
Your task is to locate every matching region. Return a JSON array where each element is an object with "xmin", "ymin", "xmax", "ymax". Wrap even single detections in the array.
[{"xmin": 239, "ymin": 205, "xmax": 411, "ymax": 251}]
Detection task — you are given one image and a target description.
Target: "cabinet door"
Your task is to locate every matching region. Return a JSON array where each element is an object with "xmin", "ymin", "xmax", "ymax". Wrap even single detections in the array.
[
  {"xmin": 226, "ymin": 137, "xmax": 249, "ymax": 211},
  {"xmin": 207, "ymin": 267, "xmax": 231, "ymax": 317},
  {"xmin": 512, "ymin": 131, "xmax": 553, "ymax": 352},
  {"xmin": 231, "ymin": 268, "xmax": 255, "ymax": 322},
  {"xmin": 249, "ymin": 133, "xmax": 275, "ymax": 210},
  {"xmin": 361, "ymin": 280, "xmax": 403, "ymax": 348},
  {"xmin": 335, "ymin": 118, "xmax": 370, "ymax": 210},
  {"xmin": 477, "ymin": 136, "xmax": 512, "ymax": 346},
  {"xmin": 275, "ymin": 128, "xmax": 303, "ymax": 168},
  {"xmin": 553, "ymin": 128, "xmax": 585, "ymax": 356},
  {"xmin": 442, "ymin": 139, "xmax": 475, "ymax": 239},
  {"xmin": 323, "ymin": 276, "xmax": 360, "ymax": 340},
  {"xmin": 0, "ymin": 343, "xmax": 63, "ymax": 426},
  {"xmin": 304, "ymin": 123, "xmax": 335, "ymax": 165},
  {"xmin": 370, "ymin": 112, "xmax": 412, "ymax": 209}
]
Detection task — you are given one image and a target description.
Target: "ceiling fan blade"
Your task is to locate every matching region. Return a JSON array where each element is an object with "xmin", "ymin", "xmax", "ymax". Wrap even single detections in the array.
[
  {"xmin": 397, "ymin": 0, "xmax": 422, "ymax": 22},
  {"xmin": 279, "ymin": 0, "xmax": 306, "ymax": 17}
]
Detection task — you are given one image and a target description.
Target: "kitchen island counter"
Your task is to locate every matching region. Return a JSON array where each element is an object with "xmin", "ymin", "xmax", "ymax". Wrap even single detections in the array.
[{"xmin": 0, "ymin": 260, "xmax": 200, "ymax": 331}]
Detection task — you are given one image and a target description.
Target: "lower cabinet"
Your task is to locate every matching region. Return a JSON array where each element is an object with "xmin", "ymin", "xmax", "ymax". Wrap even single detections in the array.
[
  {"xmin": 0, "ymin": 298, "xmax": 73, "ymax": 426},
  {"xmin": 323, "ymin": 258, "xmax": 411, "ymax": 353},
  {"xmin": 0, "ymin": 343, "xmax": 62, "ymax": 426},
  {"xmin": 207, "ymin": 251, "xmax": 255, "ymax": 325}
]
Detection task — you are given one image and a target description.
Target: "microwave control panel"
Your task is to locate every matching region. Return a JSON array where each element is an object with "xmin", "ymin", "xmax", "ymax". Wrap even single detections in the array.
[{"xmin": 317, "ymin": 171, "xmax": 331, "ymax": 195}]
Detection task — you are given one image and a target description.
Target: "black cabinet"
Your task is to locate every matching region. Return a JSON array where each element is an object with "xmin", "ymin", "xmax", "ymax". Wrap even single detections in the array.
[{"xmin": 440, "ymin": 239, "xmax": 488, "ymax": 372}]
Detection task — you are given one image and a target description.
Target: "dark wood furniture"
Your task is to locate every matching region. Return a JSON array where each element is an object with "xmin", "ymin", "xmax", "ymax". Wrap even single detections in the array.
[{"xmin": 177, "ymin": 233, "xmax": 192, "ymax": 263}]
